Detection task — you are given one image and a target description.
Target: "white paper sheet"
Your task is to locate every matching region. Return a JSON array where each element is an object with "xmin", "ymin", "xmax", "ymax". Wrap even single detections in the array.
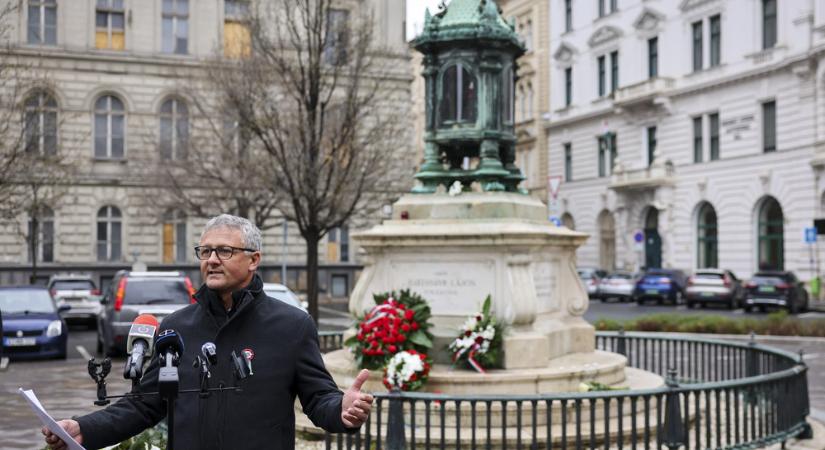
[{"xmin": 18, "ymin": 388, "xmax": 86, "ymax": 450}]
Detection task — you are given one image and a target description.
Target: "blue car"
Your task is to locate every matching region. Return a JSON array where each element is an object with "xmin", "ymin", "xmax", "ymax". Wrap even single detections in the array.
[
  {"xmin": 0, "ymin": 286, "xmax": 70, "ymax": 360},
  {"xmin": 634, "ymin": 268, "xmax": 689, "ymax": 305}
]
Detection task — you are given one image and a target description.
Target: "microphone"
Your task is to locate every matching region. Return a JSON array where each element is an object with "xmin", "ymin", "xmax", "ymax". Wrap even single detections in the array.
[
  {"xmin": 155, "ymin": 329, "xmax": 185, "ymax": 366},
  {"xmin": 123, "ymin": 314, "xmax": 159, "ymax": 380},
  {"xmin": 201, "ymin": 342, "xmax": 218, "ymax": 366}
]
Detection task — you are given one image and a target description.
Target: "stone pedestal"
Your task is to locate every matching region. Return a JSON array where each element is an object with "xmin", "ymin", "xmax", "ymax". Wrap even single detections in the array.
[{"xmin": 346, "ymin": 192, "xmax": 595, "ymax": 370}]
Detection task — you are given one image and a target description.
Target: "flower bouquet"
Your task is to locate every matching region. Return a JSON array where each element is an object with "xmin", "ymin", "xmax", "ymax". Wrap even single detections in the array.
[
  {"xmin": 448, "ymin": 295, "xmax": 504, "ymax": 373},
  {"xmin": 382, "ymin": 349, "xmax": 432, "ymax": 391},
  {"xmin": 345, "ymin": 289, "xmax": 434, "ymax": 370}
]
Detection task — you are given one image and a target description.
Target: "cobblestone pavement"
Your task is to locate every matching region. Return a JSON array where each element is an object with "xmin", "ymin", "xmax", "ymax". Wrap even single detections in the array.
[{"xmin": 1, "ymin": 334, "xmax": 823, "ymax": 449}]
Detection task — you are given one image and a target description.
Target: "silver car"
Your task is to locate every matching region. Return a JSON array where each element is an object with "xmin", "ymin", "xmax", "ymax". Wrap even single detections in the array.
[
  {"xmin": 598, "ymin": 272, "xmax": 637, "ymax": 302},
  {"xmin": 263, "ymin": 283, "xmax": 308, "ymax": 312},
  {"xmin": 97, "ymin": 271, "xmax": 195, "ymax": 356},
  {"xmin": 685, "ymin": 269, "xmax": 743, "ymax": 309},
  {"xmin": 47, "ymin": 274, "xmax": 102, "ymax": 327}
]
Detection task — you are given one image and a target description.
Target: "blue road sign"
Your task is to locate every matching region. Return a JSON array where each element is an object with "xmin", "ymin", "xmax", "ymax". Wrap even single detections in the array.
[
  {"xmin": 805, "ymin": 227, "xmax": 817, "ymax": 244},
  {"xmin": 549, "ymin": 216, "xmax": 562, "ymax": 226},
  {"xmin": 634, "ymin": 231, "xmax": 644, "ymax": 243}
]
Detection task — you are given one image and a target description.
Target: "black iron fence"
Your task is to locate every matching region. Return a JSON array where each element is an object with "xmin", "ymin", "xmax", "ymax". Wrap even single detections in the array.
[{"xmin": 316, "ymin": 331, "xmax": 812, "ymax": 450}]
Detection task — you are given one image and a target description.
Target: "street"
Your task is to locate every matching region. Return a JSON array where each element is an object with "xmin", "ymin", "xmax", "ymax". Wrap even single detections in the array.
[{"xmin": 1, "ymin": 305, "xmax": 823, "ymax": 449}]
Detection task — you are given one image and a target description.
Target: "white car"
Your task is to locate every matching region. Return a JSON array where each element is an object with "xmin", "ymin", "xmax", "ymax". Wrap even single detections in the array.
[
  {"xmin": 47, "ymin": 274, "xmax": 102, "ymax": 327},
  {"xmin": 263, "ymin": 283, "xmax": 308, "ymax": 313}
]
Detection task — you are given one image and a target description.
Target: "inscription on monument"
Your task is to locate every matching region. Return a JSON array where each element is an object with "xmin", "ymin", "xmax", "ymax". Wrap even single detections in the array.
[
  {"xmin": 532, "ymin": 261, "xmax": 558, "ymax": 312},
  {"xmin": 389, "ymin": 260, "xmax": 495, "ymax": 315}
]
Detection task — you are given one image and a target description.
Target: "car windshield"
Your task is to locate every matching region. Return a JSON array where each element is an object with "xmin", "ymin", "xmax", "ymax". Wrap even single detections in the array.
[
  {"xmin": 751, "ymin": 276, "xmax": 785, "ymax": 285},
  {"xmin": 694, "ymin": 273, "xmax": 724, "ymax": 280},
  {"xmin": 52, "ymin": 280, "xmax": 96, "ymax": 290},
  {"xmin": 124, "ymin": 279, "xmax": 191, "ymax": 305},
  {"xmin": 264, "ymin": 289, "xmax": 302, "ymax": 308},
  {"xmin": 610, "ymin": 273, "xmax": 633, "ymax": 279},
  {"xmin": 0, "ymin": 290, "xmax": 56, "ymax": 313}
]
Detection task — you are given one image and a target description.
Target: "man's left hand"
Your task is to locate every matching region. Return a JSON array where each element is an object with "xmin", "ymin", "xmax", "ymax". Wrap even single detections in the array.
[{"xmin": 341, "ymin": 369, "xmax": 374, "ymax": 428}]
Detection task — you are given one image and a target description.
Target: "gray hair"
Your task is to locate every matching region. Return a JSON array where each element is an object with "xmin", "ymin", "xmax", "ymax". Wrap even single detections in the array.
[{"xmin": 201, "ymin": 214, "xmax": 262, "ymax": 251}]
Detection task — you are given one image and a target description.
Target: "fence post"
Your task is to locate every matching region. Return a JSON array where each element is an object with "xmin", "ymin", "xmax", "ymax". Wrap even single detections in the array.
[
  {"xmin": 616, "ymin": 327, "xmax": 627, "ymax": 357},
  {"xmin": 660, "ymin": 368, "xmax": 685, "ymax": 450},
  {"xmin": 386, "ymin": 388, "xmax": 406, "ymax": 450},
  {"xmin": 746, "ymin": 331, "xmax": 758, "ymax": 377}
]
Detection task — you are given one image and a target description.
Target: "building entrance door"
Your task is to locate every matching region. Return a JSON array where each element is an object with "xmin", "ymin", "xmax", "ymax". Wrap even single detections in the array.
[{"xmin": 644, "ymin": 208, "xmax": 661, "ymax": 269}]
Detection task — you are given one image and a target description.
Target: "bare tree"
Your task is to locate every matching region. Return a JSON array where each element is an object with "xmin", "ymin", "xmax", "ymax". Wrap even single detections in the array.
[{"xmin": 197, "ymin": 0, "xmax": 409, "ymax": 321}]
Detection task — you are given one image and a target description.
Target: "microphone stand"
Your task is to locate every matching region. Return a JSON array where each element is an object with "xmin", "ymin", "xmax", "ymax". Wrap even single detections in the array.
[{"xmin": 158, "ymin": 351, "xmax": 180, "ymax": 450}]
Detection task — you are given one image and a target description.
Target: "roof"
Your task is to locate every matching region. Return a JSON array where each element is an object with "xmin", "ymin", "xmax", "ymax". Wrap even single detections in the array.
[
  {"xmin": 413, "ymin": 0, "xmax": 524, "ymax": 52},
  {"xmin": 438, "ymin": 0, "xmax": 509, "ymax": 29}
]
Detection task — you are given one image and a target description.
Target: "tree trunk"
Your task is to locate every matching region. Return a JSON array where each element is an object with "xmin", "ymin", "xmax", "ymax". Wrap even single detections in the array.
[
  {"xmin": 305, "ymin": 231, "xmax": 320, "ymax": 324},
  {"xmin": 29, "ymin": 216, "xmax": 38, "ymax": 284}
]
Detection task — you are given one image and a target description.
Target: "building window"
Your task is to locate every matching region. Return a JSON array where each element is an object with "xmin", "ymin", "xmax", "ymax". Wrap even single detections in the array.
[
  {"xmin": 526, "ymin": 83, "xmax": 533, "ymax": 120},
  {"xmin": 697, "ymin": 203, "xmax": 718, "ymax": 269},
  {"xmin": 162, "ymin": 210, "xmax": 187, "ymax": 263},
  {"xmin": 693, "ymin": 116, "xmax": 703, "ymax": 163},
  {"xmin": 709, "ymin": 113, "xmax": 720, "ymax": 160},
  {"xmin": 598, "ymin": 0, "xmax": 605, "ymax": 18},
  {"xmin": 27, "ymin": 206, "xmax": 54, "ymax": 263},
  {"xmin": 597, "ymin": 55, "xmax": 606, "ymax": 97},
  {"xmin": 597, "ymin": 0, "xmax": 616, "ymax": 17},
  {"xmin": 501, "ymin": 66, "xmax": 514, "ymax": 124},
  {"xmin": 565, "ymin": 0, "xmax": 572, "ymax": 32},
  {"xmin": 159, "ymin": 98, "xmax": 189, "ymax": 160},
  {"xmin": 709, "ymin": 15, "xmax": 721, "ymax": 67},
  {"xmin": 647, "ymin": 126, "xmax": 657, "ymax": 167},
  {"xmin": 324, "ymin": 8, "xmax": 349, "ymax": 65},
  {"xmin": 564, "ymin": 67, "xmax": 572, "ymax": 106},
  {"xmin": 97, "ymin": 205, "xmax": 122, "ymax": 262},
  {"xmin": 610, "ymin": 51, "xmax": 619, "ymax": 93},
  {"xmin": 327, "ymin": 226, "xmax": 349, "ymax": 263},
  {"xmin": 757, "ymin": 197, "xmax": 783, "ymax": 271},
  {"xmin": 24, "ymin": 91, "xmax": 58, "ymax": 156},
  {"xmin": 224, "ymin": 0, "xmax": 250, "ymax": 58},
  {"xmin": 162, "ymin": 0, "xmax": 189, "ymax": 54},
  {"xmin": 331, "ymin": 274, "xmax": 348, "ymax": 297},
  {"xmin": 94, "ymin": 95, "xmax": 125, "ymax": 159},
  {"xmin": 763, "ymin": 100, "xmax": 776, "ymax": 153},
  {"xmin": 96, "ymin": 0, "xmax": 125, "ymax": 50},
  {"xmin": 27, "ymin": 0, "xmax": 57, "ymax": 45},
  {"xmin": 610, "ymin": 0, "xmax": 617, "ymax": 13},
  {"xmin": 692, "ymin": 21, "xmax": 703, "ymax": 72},
  {"xmin": 597, "ymin": 132, "xmax": 616, "ymax": 177},
  {"xmin": 440, "ymin": 64, "xmax": 477, "ymax": 124},
  {"xmin": 762, "ymin": 0, "xmax": 776, "ymax": 49},
  {"xmin": 564, "ymin": 143, "xmax": 572, "ymax": 181},
  {"xmin": 648, "ymin": 37, "xmax": 658, "ymax": 79}
]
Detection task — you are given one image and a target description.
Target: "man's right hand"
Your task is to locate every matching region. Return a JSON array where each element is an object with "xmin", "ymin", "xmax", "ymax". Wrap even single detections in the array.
[{"xmin": 42, "ymin": 419, "xmax": 82, "ymax": 450}]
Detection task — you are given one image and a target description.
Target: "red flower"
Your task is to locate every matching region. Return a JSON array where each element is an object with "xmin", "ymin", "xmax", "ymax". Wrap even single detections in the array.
[
  {"xmin": 396, "ymin": 334, "xmax": 406, "ymax": 343},
  {"xmin": 401, "ymin": 324, "xmax": 411, "ymax": 332},
  {"xmin": 412, "ymin": 322, "xmax": 419, "ymax": 331},
  {"xmin": 475, "ymin": 336, "xmax": 484, "ymax": 344},
  {"xmin": 464, "ymin": 330, "xmax": 472, "ymax": 337},
  {"xmin": 405, "ymin": 310, "xmax": 414, "ymax": 321},
  {"xmin": 388, "ymin": 345, "xmax": 397, "ymax": 353},
  {"xmin": 476, "ymin": 315, "xmax": 483, "ymax": 321}
]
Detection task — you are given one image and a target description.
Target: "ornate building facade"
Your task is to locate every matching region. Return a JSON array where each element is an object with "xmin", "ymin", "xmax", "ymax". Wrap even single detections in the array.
[
  {"xmin": 547, "ymin": 0, "xmax": 825, "ymax": 280},
  {"xmin": 0, "ymin": 0, "xmax": 414, "ymax": 295}
]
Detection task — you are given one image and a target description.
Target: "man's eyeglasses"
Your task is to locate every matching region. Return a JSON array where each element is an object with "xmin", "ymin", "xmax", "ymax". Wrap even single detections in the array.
[{"xmin": 194, "ymin": 246, "xmax": 257, "ymax": 261}]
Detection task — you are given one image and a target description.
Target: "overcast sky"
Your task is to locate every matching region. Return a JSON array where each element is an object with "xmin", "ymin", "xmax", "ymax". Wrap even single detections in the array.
[{"xmin": 407, "ymin": 0, "xmax": 448, "ymax": 40}]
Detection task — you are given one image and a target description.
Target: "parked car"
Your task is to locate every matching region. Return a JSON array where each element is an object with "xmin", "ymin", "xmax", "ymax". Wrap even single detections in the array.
[
  {"xmin": 97, "ymin": 271, "xmax": 195, "ymax": 356},
  {"xmin": 578, "ymin": 267, "xmax": 608, "ymax": 299},
  {"xmin": 743, "ymin": 271, "xmax": 809, "ymax": 313},
  {"xmin": 598, "ymin": 272, "xmax": 638, "ymax": 302},
  {"xmin": 685, "ymin": 269, "xmax": 744, "ymax": 309},
  {"xmin": 634, "ymin": 268, "xmax": 689, "ymax": 305},
  {"xmin": 0, "ymin": 286, "xmax": 69, "ymax": 359},
  {"xmin": 263, "ymin": 283, "xmax": 308, "ymax": 313},
  {"xmin": 47, "ymin": 273, "xmax": 102, "ymax": 327}
]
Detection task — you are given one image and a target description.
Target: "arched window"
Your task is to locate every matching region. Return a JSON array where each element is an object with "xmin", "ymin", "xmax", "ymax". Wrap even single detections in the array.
[
  {"xmin": 94, "ymin": 95, "xmax": 125, "ymax": 158},
  {"xmin": 162, "ymin": 210, "xmax": 187, "ymax": 263},
  {"xmin": 697, "ymin": 203, "xmax": 718, "ymax": 268},
  {"xmin": 561, "ymin": 212, "xmax": 575, "ymax": 230},
  {"xmin": 758, "ymin": 197, "xmax": 783, "ymax": 270},
  {"xmin": 24, "ymin": 91, "xmax": 58, "ymax": 155},
  {"xmin": 160, "ymin": 98, "xmax": 189, "ymax": 160},
  {"xmin": 97, "ymin": 205, "xmax": 122, "ymax": 261},
  {"xmin": 598, "ymin": 210, "xmax": 615, "ymax": 271},
  {"xmin": 501, "ymin": 65, "xmax": 514, "ymax": 125},
  {"xmin": 440, "ymin": 63, "xmax": 477, "ymax": 125},
  {"xmin": 28, "ymin": 206, "xmax": 54, "ymax": 262}
]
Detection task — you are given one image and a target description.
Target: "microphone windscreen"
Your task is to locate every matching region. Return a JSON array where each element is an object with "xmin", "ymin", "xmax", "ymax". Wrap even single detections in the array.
[{"xmin": 133, "ymin": 314, "xmax": 160, "ymax": 328}]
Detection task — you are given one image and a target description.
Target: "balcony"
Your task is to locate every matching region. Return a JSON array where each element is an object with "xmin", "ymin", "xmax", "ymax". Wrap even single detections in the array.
[
  {"xmin": 609, "ymin": 159, "xmax": 674, "ymax": 191},
  {"xmin": 612, "ymin": 77, "xmax": 675, "ymax": 109}
]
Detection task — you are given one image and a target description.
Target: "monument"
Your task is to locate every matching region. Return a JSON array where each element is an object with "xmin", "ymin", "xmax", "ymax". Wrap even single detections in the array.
[{"xmin": 322, "ymin": 0, "xmax": 660, "ymax": 397}]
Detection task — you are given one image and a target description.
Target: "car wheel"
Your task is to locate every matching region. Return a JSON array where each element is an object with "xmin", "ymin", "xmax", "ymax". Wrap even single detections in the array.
[
  {"xmin": 744, "ymin": 305, "xmax": 752, "ymax": 313},
  {"xmin": 788, "ymin": 300, "xmax": 798, "ymax": 315},
  {"xmin": 727, "ymin": 298, "xmax": 736, "ymax": 310},
  {"xmin": 686, "ymin": 300, "xmax": 694, "ymax": 309},
  {"xmin": 636, "ymin": 297, "xmax": 644, "ymax": 305}
]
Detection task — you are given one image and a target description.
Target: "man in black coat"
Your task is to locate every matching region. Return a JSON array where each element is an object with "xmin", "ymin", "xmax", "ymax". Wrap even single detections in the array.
[{"xmin": 44, "ymin": 214, "xmax": 373, "ymax": 449}]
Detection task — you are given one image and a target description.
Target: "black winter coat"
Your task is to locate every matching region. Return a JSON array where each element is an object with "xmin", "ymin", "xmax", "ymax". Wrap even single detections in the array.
[{"xmin": 76, "ymin": 275, "xmax": 350, "ymax": 449}]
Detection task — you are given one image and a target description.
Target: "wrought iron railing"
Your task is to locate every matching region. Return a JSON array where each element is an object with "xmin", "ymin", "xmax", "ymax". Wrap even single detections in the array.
[{"xmin": 317, "ymin": 331, "xmax": 812, "ymax": 450}]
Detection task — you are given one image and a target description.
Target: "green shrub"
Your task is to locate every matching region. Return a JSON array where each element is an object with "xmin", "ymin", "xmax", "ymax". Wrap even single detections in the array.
[{"xmin": 594, "ymin": 312, "xmax": 825, "ymax": 337}]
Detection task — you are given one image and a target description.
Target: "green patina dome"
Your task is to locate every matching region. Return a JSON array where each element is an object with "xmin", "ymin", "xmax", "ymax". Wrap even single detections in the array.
[{"xmin": 413, "ymin": 0, "xmax": 523, "ymax": 51}]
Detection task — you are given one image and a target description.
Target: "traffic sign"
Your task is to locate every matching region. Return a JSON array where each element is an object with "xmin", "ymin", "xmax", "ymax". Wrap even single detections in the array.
[
  {"xmin": 548, "ymin": 197, "xmax": 561, "ymax": 215},
  {"xmin": 805, "ymin": 227, "xmax": 817, "ymax": 244},
  {"xmin": 549, "ymin": 216, "xmax": 562, "ymax": 226},
  {"xmin": 633, "ymin": 230, "xmax": 644, "ymax": 243},
  {"xmin": 547, "ymin": 176, "xmax": 563, "ymax": 199}
]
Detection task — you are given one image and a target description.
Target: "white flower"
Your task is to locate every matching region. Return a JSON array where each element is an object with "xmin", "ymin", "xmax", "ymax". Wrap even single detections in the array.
[{"xmin": 386, "ymin": 351, "xmax": 425, "ymax": 388}]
